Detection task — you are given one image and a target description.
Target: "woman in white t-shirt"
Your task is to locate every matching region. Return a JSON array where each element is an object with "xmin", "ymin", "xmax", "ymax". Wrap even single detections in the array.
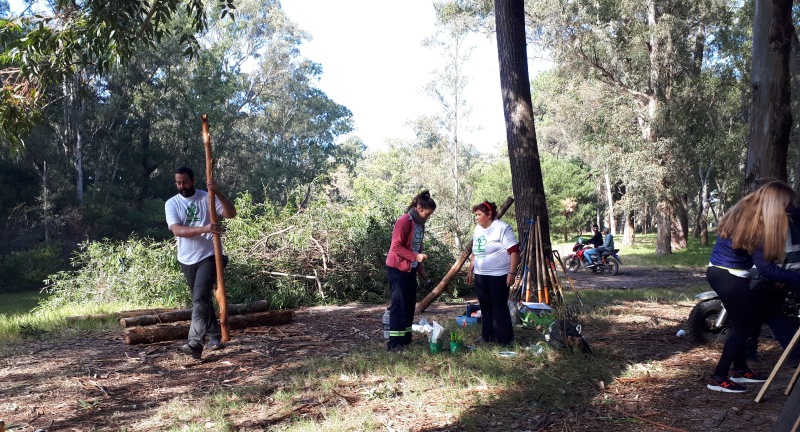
[{"xmin": 466, "ymin": 201, "xmax": 520, "ymax": 345}]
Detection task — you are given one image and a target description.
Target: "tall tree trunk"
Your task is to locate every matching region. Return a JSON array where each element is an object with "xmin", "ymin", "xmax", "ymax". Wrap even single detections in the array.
[
  {"xmin": 75, "ymin": 81, "xmax": 85, "ymax": 207},
  {"xmin": 622, "ymin": 210, "xmax": 635, "ymax": 246},
  {"xmin": 791, "ymin": 32, "xmax": 800, "ymax": 206},
  {"xmin": 697, "ymin": 165, "xmax": 712, "ymax": 246},
  {"xmin": 495, "ymin": 0, "xmax": 551, "ymax": 250},
  {"xmin": 744, "ymin": 0, "xmax": 793, "ymax": 189},
  {"xmin": 670, "ymin": 193, "xmax": 688, "ymax": 250},
  {"xmin": 647, "ymin": 0, "xmax": 672, "ymax": 256},
  {"xmin": 42, "ymin": 161, "xmax": 49, "ymax": 242},
  {"xmin": 604, "ymin": 166, "xmax": 615, "ymax": 234}
]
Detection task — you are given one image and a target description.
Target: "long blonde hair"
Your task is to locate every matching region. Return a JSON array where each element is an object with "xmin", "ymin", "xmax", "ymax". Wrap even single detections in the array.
[{"xmin": 718, "ymin": 181, "xmax": 796, "ymax": 261}]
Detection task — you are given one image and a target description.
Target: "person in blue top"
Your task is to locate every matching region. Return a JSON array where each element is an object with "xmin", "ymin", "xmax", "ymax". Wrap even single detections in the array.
[
  {"xmin": 705, "ymin": 180, "xmax": 800, "ymax": 393},
  {"xmin": 585, "ymin": 227, "xmax": 614, "ymax": 267}
]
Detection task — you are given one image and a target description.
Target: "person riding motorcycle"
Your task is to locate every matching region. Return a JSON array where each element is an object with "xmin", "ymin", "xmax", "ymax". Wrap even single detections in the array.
[
  {"xmin": 585, "ymin": 227, "xmax": 614, "ymax": 268},
  {"xmin": 588, "ymin": 224, "xmax": 603, "ymax": 248}
]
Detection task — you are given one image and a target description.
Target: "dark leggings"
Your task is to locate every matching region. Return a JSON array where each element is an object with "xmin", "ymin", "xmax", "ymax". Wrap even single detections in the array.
[
  {"xmin": 474, "ymin": 274, "xmax": 513, "ymax": 345},
  {"xmin": 386, "ymin": 265, "xmax": 417, "ymax": 349},
  {"xmin": 707, "ymin": 266, "xmax": 770, "ymax": 377}
]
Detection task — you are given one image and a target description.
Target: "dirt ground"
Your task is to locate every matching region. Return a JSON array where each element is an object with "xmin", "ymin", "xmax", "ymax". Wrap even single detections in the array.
[{"xmin": 1, "ymin": 267, "xmax": 796, "ymax": 432}]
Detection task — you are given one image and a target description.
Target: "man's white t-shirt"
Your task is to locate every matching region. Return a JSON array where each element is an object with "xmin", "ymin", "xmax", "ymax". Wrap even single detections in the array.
[
  {"xmin": 472, "ymin": 219, "xmax": 518, "ymax": 276},
  {"xmin": 165, "ymin": 190, "xmax": 224, "ymax": 265}
]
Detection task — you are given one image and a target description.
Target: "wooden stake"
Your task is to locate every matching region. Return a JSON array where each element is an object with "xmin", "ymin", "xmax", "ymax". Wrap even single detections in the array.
[
  {"xmin": 553, "ymin": 250, "xmax": 583, "ymax": 306},
  {"xmin": 756, "ymin": 325, "xmax": 800, "ymax": 402},
  {"xmin": 201, "ymin": 114, "xmax": 230, "ymax": 343}
]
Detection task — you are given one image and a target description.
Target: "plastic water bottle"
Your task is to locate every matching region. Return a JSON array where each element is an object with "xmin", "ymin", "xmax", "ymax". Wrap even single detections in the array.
[{"xmin": 382, "ymin": 308, "xmax": 390, "ymax": 339}]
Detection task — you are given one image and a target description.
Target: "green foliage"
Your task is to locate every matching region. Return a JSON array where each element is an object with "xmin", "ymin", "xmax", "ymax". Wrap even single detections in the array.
[
  {"xmin": 540, "ymin": 154, "xmax": 595, "ymax": 241},
  {"xmin": 39, "ymin": 189, "xmax": 457, "ymax": 311},
  {"xmin": 40, "ymin": 237, "xmax": 187, "ymax": 311},
  {"xmin": 0, "ymin": 243, "xmax": 67, "ymax": 292}
]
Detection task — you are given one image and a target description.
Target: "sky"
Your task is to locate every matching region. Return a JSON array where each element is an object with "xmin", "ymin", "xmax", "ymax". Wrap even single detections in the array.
[{"xmin": 280, "ymin": 0, "xmax": 514, "ymax": 153}]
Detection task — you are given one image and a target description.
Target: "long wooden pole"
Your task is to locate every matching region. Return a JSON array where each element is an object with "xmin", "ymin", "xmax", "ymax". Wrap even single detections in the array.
[
  {"xmin": 201, "ymin": 114, "xmax": 230, "ymax": 342},
  {"xmin": 415, "ymin": 197, "xmax": 514, "ymax": 314}
]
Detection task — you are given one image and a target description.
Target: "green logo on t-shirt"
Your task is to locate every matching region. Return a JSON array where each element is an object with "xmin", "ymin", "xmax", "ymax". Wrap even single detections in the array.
[
  {"xmin": 186, "ymin": 204, "xmax": 200, "ymax": 224},
  {"xmin": 475, "ymin": 235, "xmax": 487, "ymax": 253}
]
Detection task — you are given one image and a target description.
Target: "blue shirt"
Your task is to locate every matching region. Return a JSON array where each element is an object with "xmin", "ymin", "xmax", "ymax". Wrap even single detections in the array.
[{"xmin": 709, "ymin": 236, "xmax": 800, "ymax": 286}]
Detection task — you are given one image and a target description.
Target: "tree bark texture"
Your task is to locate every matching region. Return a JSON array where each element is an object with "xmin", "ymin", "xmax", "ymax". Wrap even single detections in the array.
[
  {"xmin": 622, "ymin": 210, "xmax": 635, "ymax": 246},
  {"xmin": 123, "ymin": 310, "xmax": 294, "ymax": 345},
  {"xmin": 494, "ymin": 0, "xmax": 551, "ymax": 251},
  {"xmin": 670, "ymin": 194, "xmax": 688, "ymax": 250},
  {"xmin": 416, "ymin": 197, "xmax": 514, "ymax": 314},
  {"xmin": 119, "ymin": 300, "xmax": 272, "ymax": 328},
  {"xmin": 744, "ymin": 0, "xmax": 793, "ymax": 189}
]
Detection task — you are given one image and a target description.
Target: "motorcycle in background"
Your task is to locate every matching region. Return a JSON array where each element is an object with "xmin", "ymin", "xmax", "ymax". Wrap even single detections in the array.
[
  {"xmin": 687, "ymin": 290, "xmax": 800, "ymax": 343},
  {"xmin": 562, "ymin": 238, "xmax": 622, "ymax": 276}
]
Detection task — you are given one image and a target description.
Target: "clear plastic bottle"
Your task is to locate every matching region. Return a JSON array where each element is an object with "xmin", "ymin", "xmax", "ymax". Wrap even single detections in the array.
[{"xmin": 382, "ymin": 308, "xmax": 390, "ymax": 339}]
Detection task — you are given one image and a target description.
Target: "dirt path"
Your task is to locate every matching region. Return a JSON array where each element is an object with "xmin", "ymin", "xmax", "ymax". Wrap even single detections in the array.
[
  {"xmin": 0, "ymin": 266, "xmax": 794, "ymax": 431},
  {"xmin": 565, "ymin": 266, "xmax": 708, "ymax": 290}
]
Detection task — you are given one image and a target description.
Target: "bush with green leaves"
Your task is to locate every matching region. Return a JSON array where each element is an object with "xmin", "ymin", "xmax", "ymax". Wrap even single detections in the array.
[
  {"xmin": 40, "ymin": 237, "xmax": 186, "ymax": 311},
  {"xmin": 39, "ymin": 191, "xmax": 457, "ymax": 311}
]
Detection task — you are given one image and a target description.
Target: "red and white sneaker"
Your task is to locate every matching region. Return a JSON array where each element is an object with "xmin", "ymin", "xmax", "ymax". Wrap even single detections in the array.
[
  {"xmin": 730, "ymin": 369, "xmax": 767, "ymax": 384},
  {"xmin": 707, "ymin": 376, "xmax": 747, "ymax": 393}
]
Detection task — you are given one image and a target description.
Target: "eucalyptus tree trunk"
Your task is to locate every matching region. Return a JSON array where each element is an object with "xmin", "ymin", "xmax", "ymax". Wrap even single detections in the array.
[
  {"xmin": 697, "ymin": 165, "xmax": 712, "ymax": 246},
  {"xmin": 645, "ymin": 0, "xmax": 672, "ymax": 256},
  {"xmin": 604, "ymin": 167, "xmax": 615, "ymax": 234},
  {"xmin": 495, "ymin": 0, "xmax": 551, "ymax": 250},
  {"xmin": 670, "ymin": 193, "xmax": 688, "ymax": 250},
  {"xmin": 744, "ymin": 0, "xmax": 793, "ymax": 189},
  {"xmin": 622, "ymin": 210, "xmax": 635, "ymax": 246}
]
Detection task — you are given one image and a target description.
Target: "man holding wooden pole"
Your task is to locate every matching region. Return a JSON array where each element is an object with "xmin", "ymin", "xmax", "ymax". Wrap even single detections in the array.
[{"xmin": 166, "ymin": 166, "xmax": 236, "ymax": 359}]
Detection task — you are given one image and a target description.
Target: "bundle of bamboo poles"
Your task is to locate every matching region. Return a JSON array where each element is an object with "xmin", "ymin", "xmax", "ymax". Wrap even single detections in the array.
[{"xmin": 510, "ymin": 217, "xmax": 579, "ymax": 306}]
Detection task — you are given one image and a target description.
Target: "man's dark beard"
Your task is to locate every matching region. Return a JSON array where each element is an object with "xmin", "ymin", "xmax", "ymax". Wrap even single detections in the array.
[{"xmin": 179, "ymin": 187, "xmax": 196, "ymax": 197}]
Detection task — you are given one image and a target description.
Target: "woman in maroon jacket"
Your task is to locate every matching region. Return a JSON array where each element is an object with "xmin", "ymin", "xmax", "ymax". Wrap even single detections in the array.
[{"xmin": 385, "ymin": 190, "xmax": 436, "ymax": 351}]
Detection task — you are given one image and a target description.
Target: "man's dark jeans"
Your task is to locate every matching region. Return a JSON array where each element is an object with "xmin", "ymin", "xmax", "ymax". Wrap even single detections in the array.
[{"xmin": 180, "ymin": 256, "xmax": 222, "ymax": 350}]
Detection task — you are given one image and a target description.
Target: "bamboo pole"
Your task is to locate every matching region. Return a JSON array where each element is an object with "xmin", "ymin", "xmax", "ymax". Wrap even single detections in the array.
[
  {"xmin": 202, "ymin": 114, "xmax": 230, "ymax": 342},
  {"xmin": 415, "ymin": 197, "xmax": 514, "ymax": 314},
  {"xmin": 524, "ymin": 219, "xmax": 535, "ymax": 302},
  {"xmin": 535, "ymin": 218, "xmax": 545, "ymax": 303}
]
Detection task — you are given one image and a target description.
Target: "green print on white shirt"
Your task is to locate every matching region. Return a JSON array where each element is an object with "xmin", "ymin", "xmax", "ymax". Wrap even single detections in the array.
[
  {"xmin": 185, "ymin": 204, "xmax": 201, "ymax": 224},
  {"xmin": 474, "ymin": 235, "xmax": 488, "ymax": 255}
]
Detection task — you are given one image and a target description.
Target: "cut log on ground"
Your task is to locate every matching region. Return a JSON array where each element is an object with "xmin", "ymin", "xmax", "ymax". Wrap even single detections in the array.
[
  {"xmin": 66, "ymin": 308, "xmax": 177, "ymax": 323},
  {"xmin": 123, "ymin": 310, "xmax": 295, "ymax": 345},
  {"xmin": 415, "ymin": 197, "xmax": 514, "ymax": 314},
  {"xmin": 119, "ymin": 300, "xmax": 271, "ymax": 328}
]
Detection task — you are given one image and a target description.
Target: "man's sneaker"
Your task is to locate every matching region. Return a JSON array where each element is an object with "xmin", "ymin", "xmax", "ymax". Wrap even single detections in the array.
[
  {"xmin": 208, "ymin": 340, "xmax": 225, "ymax": 351},
  {"xmin": 180, "ymin": 343, "xmax": 202, "ymax": 360},
  {"xmin": 730, "ymin": 369, "xmax": 768, "ymax": 384},
  {"xmin": 707, "ymin": 376, "xmax": 747, "ymax": 393}
]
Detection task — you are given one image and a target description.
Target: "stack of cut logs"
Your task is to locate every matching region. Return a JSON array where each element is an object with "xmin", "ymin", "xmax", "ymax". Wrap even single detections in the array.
[{"xmin": 66, "ymin": 300, "xmax": 294, "ymax": 345}]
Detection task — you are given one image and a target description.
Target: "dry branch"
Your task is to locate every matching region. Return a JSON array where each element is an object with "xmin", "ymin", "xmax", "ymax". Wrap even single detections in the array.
[
  {"xmin": 123, "ymin": 310, "xmax": 295, "ymax": 345},
  {"xmin": 415, "ymin": 197, "xmax": 514, "ymax": 314}
]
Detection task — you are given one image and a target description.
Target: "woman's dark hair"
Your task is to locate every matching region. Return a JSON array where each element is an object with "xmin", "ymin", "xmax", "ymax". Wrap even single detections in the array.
[
  {"xmin": 471, "ymin": 201, "xmax": 498, "ymax": 220},
  {"xmin": 175, "ymin": 166, "xmax": 195, "ymax": 181},
  {"xmin": 407, "ymin": 190, "xmax": 436, "ymax": 212}
]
